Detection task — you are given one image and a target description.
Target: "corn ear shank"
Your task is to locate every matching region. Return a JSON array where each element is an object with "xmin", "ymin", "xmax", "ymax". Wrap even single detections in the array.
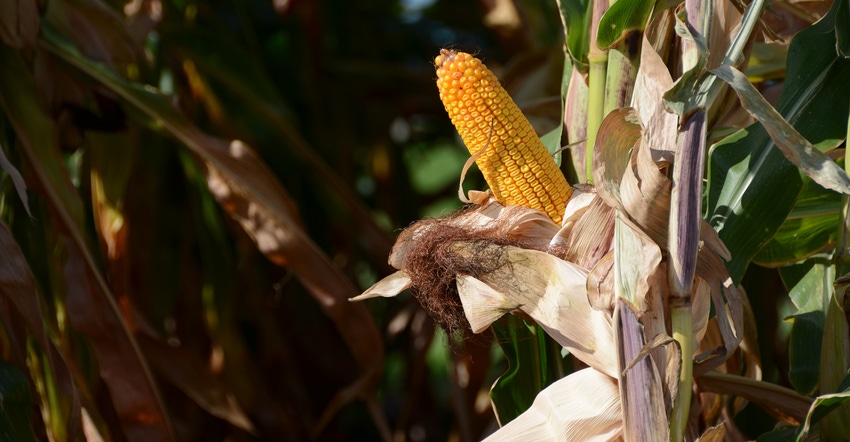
[{"xmin": 434, "ymin": 49, "xmax": 572, "ymax": 224}]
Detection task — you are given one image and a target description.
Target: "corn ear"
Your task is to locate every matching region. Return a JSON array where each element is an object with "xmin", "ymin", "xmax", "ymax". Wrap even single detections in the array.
[{"xmin": 435, "ymin": 49, "xmax": 572, "ymax": 224}]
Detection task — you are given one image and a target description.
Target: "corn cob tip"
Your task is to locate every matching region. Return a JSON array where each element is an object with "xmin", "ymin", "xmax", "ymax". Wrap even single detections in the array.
[
  {"xmin": 434, "ymin": 48, "xmax": 457, "ymax": 68},
  {"xmin": 433, "ymin": 49, "xmax": 572, "ymax": 225}
]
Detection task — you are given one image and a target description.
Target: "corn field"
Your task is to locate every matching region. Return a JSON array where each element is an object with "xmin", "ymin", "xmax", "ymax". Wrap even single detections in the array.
[{"xmin": 1, "ymin": 0, "xmax": 849, "ymax": 441}]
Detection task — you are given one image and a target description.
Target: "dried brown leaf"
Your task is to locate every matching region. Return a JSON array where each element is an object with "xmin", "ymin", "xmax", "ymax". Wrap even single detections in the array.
[
  {"xmin": 136, "ymin": 334, "xmax": 256, "ymax": 433},
  {"xmin": 64, "ymin": 241, "xmax": 174, "ymax": 441},
  {"xmin": 0, "ymin": 46, "xmax": 173, "ymax": 441},
  {"xmin": 697, "ymin": 371, "xmax": 812, "ymax": 424},
  {"xmin": 592, "ymin": 108, "xmax": 641, "ymax": 212},
  {"xmin": 0, "ymin": 221, "xmax": 82, "ymax": 439},
  {"xmin": 201, "ymin": 139, "xmax": 386, "ymax": 433},
  {"xmin": 45, "ymin": 0, "xmax": 141, "ymax": 66},
  {"xmin": 632, "ymin": 34, "xmax": 677, "ymax": 162},
  {"xmin": 696, "ymin": 424, "xmax": 726, "ymax": 442}
]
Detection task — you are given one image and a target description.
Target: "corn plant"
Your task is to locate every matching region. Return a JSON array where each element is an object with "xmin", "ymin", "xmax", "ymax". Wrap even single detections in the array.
[
  {"xmin": 3, "ymin": 0, "xmax": 850, "ymax": 441},
  {"xmin": 360, "ymin": 0, "xmax": 850, "ymax": 440}
]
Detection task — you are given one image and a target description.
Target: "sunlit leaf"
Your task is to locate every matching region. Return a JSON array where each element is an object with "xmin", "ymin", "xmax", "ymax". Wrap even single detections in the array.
[
  {"xmin": 779, "ymin": 257, "xmax": 833, "ymax": 395},
  {"xmin": 597, "ymin": 0, "xmax": 653, "ymax": 48},
  {"xmin": 817, "ymin": 282, "xmax": 850, "ymax": 438},
  {"xmin": 754, "ymin": 176, "xmax": 841, "ymax": 266},
  {"xmin": 705, "ymin": 0, "xmax": 850, "ymax": 283},
  {"xmin": 711, "ymin": 64, "xmax": 850, "ymax": 195},
  {"xmin": 797, "ymin": 373, "xmax": 850, "ymax": 441},
  {"xmin": 557, "ymin": 0, "xmax": 591, "ymax": 66}
]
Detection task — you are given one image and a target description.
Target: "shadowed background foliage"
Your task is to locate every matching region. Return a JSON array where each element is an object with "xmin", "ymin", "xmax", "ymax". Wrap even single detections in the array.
[{"xmin": 0, "ymin": 0, "xmax": 568, "ymax": 440}]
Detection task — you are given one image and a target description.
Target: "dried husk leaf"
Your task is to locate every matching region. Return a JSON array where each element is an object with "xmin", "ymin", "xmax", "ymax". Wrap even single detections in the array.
[
  {"xmin": 558, "ymin": 196, "xmax": 616, "ymax": 270},
  {"xmin": 592, "ymin": 108, "xmax": 642, "ymax": 212},
  {"xmin": 452, "ymin": 243, "xmax": 618, "ymax": 377},
  {"xmin": 351, "ymin": 271, "xmax": 411, "ymax": 301},
  {"xmin": 549, "ymin": 185, "xmax": 598, "ymax": 250},
  {"xmin": 564, "ymin": 68, "xmax": 589, "ymax": 182},
  {"xmin": 632, "ymin": 33, "xmax": 677, "ymax": 163},
  {"xmin": 695, "ymin": 424, "xmax": 725, "ymax": 442},
  {"xmin": 696, "ymin": 372, "xmax": 812, "ymax": 425},
  {"xmin": 617, "ymin": 136, "xmax": 742, "ymax": 372},
  {"xmin": 456, "ymin": 275, "xmax": 516, "ymax": 333},
  {"xmin": 613, "ymin": 214, "xmax": 662, "ymax": 309},
  {"xmin": 587, "ymin": 251, "xmax": 615, "ymax": 310},
  {"xmin": 692, "ymin": 250, "xmax": 743, "ymax": 376},
  {"xmin": 691, "ymin": 277, "xmax": 711, "ymax": 346},
  {"xmin": 621, "ymin": 136, "xmax": 730, "ymax": 261},
  {"xmin": 483, "ymin": 368, "xmax": 623, "ymax": 441}
]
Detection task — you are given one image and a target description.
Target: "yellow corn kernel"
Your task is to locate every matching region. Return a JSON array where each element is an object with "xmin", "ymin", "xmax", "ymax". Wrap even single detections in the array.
[{"xmin": 434, "ymin": 49, "xmax": 572, "ymax": 224}]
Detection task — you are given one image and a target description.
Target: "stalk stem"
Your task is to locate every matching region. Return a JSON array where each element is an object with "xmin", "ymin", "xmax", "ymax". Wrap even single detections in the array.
[
  {"xmin": 586, "ymin": 49, "xmax": 607, "ymax": 183},
  {"xmin": 585, "ymin": 0, "xmax": 609, "ymax": 185},
  {"xmin": 670, "ymin": 306, "xmax": 694, "ymax": 441}
]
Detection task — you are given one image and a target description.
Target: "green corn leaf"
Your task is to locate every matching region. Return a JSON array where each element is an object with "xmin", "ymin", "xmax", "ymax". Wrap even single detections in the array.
[
  {"xmin": 597, "ymin": 0, "xmax": 653, "ymax": 49},
  {"xmin": 490, "ymin": 317, "xmax": 571, "ymax": 425},
  {"xmin": 705, "ymin": 0, "xmax": 850, "ymax": 283},
  {"xmin": 754, "ymin": 177, "xmax": 841, "ymax": 267}
]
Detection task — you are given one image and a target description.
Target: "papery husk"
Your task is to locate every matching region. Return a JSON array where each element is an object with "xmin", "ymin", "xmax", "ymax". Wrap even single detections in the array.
[
  {"xmin": 695, "ymin": 424, "xmax": 725, "ymax": 442},
  {"xmin": 454, "ymin": 243, "xmax": 618, "ymax": 377},
  {"xmin": 617, "ymin": 135, "xmax": 742, "ymax": 373},
  {"xmin": 555, "ymin": 196, "xmax": 616, "ymax": 270},
  {"xmin": 351, "ymin": 270, "xmax": 411, "ymax": 301},
  {"xmin": 483, "ymin": 368, "xmax": 623, "ymax": 442},
  {"xmin": 632, "ymin": 33, "xmax": 677, "ymax": 163}
]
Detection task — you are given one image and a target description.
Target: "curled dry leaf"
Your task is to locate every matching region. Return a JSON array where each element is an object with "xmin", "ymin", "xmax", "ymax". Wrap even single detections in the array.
[
  {"xmin": 632, "ymin": 34, "xmax": 677, "ymax": 163},
  {"xmin": 711, "ymin": 64, "xmax": 850, "ymax": 196}
]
